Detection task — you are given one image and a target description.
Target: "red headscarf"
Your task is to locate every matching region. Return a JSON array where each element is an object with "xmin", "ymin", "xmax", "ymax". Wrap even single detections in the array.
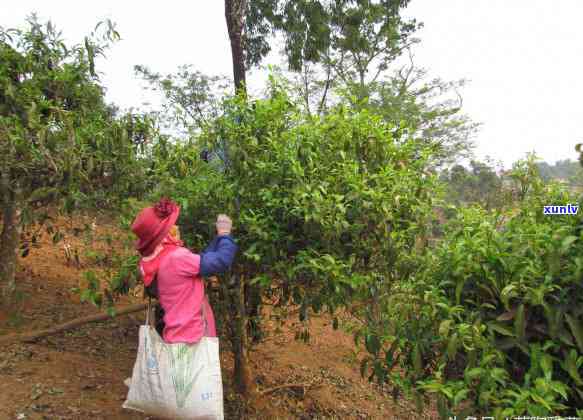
[{"xmin": 139, "ymin": 234, "xmax": 184, "ymax": 287}]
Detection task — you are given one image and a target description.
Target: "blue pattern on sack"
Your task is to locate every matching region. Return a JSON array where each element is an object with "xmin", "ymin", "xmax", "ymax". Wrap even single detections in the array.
[
  {"xmin": 145, "ymin": 333, "xmax": 159, "ymax": 374},
  {"xmin": 147, "ymin": 355, "xmax": 158, "ymax": 370}
]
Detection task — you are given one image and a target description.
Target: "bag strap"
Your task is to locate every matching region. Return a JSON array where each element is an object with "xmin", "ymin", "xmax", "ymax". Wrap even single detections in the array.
[
  {"xmin": 202, "ymin": 295, "xmax": 209, "ymax": 337},
  {"xmin": 145, "ymin": 296, "xmax": 153, "ymax": 327}
]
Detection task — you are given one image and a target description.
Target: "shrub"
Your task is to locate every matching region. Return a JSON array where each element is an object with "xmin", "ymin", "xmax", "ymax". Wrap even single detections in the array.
[
  {"xmin": 373, "ymin": 158, "xmax": 583, "ymax": 417},
  {"xmin": 148, "ymin": 81, "xmax": 439, "ymax": 390}
]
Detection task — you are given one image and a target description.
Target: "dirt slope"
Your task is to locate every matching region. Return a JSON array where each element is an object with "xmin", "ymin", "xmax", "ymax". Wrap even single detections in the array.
[{"xmin": 0, "ymin": 212, "xmax": 433, "ymax": 419}]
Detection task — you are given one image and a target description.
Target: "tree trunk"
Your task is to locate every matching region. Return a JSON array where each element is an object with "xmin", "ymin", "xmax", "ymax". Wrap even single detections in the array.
[
  {"xmin": 225, "ymin": 0, "xmax": 248, "ymax": 95},
  {"xmin": 0, "ymin": 303, "xmax": 147, "ymax": 346},
  {"xmin": 0, "ymin": 171, "xmax": 19, "ymax": 306},
  {"xmin": 231, "ymin": 273, "xmax": 254, "ymax": 396},
  {"xmin": 245, "ymin": 282, "xmax": 262, "ymax": 343}
]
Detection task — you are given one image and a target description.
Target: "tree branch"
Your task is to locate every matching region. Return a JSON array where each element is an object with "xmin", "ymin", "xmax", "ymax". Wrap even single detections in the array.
[{"xmin": 0, "ymin": 303, "xmax": 147, "ymax": 346}]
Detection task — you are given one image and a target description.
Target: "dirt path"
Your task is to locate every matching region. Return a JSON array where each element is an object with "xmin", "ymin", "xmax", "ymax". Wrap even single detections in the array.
[{"xmin": 0, "ymin": 214, "xmax": 433, "ymax": 419}]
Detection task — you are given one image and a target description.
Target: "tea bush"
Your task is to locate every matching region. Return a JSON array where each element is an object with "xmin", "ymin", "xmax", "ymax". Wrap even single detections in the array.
[
  {"xmin": 366, "ymin": 159, "xmax": 583, "ymax": 417},
  {"xmin": 145, "ymin": 82, "xmax": 440, "ymax": 386}
]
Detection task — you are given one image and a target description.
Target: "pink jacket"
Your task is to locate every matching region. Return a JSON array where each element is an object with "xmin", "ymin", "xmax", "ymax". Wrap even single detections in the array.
[{"xmin": 156, "ymin": 247, "xmax": 217, "ymax": 343}]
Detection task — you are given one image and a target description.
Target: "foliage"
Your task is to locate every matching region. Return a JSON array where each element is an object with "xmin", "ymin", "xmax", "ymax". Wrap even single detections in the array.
[
  {"xmin": 147, "ymin": 76, "xmax": 439, "ymax": 359},
  {"xmin": 247, "ymin": 0, "xmax": 420, "ymax": 75},
  {"xmin": 6, "ymin": 11, "xmax": 578, "ymax": 417},
  {"xmin": 80, "ymin": 199, "xmax": 146, "ymax": 311},
  {"xmin": 134, "ymin": 64, "xmax": 230, "ymax": 136},
  {"xmin": 0, "ymin": 16, "xmax": 153, "ymax": 301},
  {"xmin": 363, "ymin": 156, "xmax": 583, "ymax": 416},
  {"xmin": 536, "ymin": 159, "xmax": 583, "ymax": 187},
  {"xmin": 268, "ymin": 48, "xmax": 477, "ymax": 167},
  {"xmin": 0, "ymin": 16, "xmax": 152, "ymax": 211},
  {"xmin": 247, "ymin": 0, "xmax": 423, "ymax": 120},
  {"xmin": 440, "ymin": 159, "xmax": 507, "ymax": 209},
  {"xmin": 358, "ymin": 71, "xmax": 478, "ymax": 167}
]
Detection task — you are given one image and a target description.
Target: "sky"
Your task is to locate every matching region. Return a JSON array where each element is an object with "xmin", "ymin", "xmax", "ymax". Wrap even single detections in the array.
[{"xmin": 1, "ymin": 1, "xmax": 582, "ymax": 169}]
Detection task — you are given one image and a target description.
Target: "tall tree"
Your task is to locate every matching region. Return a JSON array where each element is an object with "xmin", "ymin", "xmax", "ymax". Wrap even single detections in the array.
[
  {"xmin": 225, "ymin": 1, "xmax": 419, "ymax": 95},
  {"xmin": 244, "ymin": 1, "xmax": 477, "ymax": 166},
  {"xmin": 249, "ymin": 1, "xmax": 418, "ymax": 87},
  {"xmin": 225, "ymin": 0, "xmax": 248, "ymax": 94}
]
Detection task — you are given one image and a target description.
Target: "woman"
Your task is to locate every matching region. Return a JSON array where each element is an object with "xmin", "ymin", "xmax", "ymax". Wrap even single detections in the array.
[{"xmin": 131, "ymin": 197, "xmax": 237, "ymax": 343}]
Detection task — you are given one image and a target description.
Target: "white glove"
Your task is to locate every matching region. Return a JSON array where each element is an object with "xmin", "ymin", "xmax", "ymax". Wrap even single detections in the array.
[{"xmin": 216, "ymin": 214, "xmax": 232, "ymax": 236}]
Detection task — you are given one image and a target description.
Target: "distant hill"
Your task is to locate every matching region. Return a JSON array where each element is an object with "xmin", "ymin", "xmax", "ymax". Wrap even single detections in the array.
[{"xmin": 536, "ymin": 159, "xmax": 583, "ymax": 186}]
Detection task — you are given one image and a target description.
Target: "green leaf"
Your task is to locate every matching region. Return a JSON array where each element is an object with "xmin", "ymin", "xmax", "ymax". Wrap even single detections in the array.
[
  {"xmin": 562, "ymin": 235, "xmax": 577, "ymax": 252},
  {"xmin": 465, "ymin": 367, "xmax": 484, "ymax": 381},
  {"xmin": 447, "ymin": 334, "xmax": 458, "ymax": 361},
  {"xmin": 566, "ymin": 314, "xmax": 583, "ymax": 353},
  {"xmin": 385, "ymin": 340, "xmax": 398, "ymax": 369},
  {"xmin": 514, "ymin": 304, "xmax": 526, "ymax": 342},
  {"xmin": 365, "ymin": 334, "xmax": 381, "ymax": 355},
  {"xmin": 354, "ymin": 330, "xmax": 361, "ymax": 347},
  {"xmin": 439, "ymin": 320, "xmax": 452, "ymax": 338},
  {"xmin": 413, "ymin": 343, "xmax": 422, "ymax": 375},
  {"xmin": 85, "ymin": 37, "xmax": 96, "ymax": 76},
  {"xmin": 412, "ymin": 390, "xmax": 424, "ymax": 412},
  {"xmin": 540, "ymin": 354, "xmax": 553, "ymax": 380},
  {"xmin": 437, "ymin": 395, "xmax": 449, "ymax": 418},
  {"xmin": 563, "ymin": 349, "xmax": 583, "ymax": 386},
  {"xmin": 28, "ymin": 187, "xmax": 58, "ymax": 203},
  {"xmin": 530, "ymin": 394, "xmax": 552, "ymax": 411},
  {"xmin": 490, "ymin": 368, "xmax": 508, "ymax": 385},
  {"xmin": 500, "ymin": 284, "xmax": 518, "ymax": 309},
  {"xmin": 453, "ymin": 388, "xmax": 469, "ymax": 406},
  {"xmin": 332, "ymin": 317, "xmax": 339, "ymax": 330},
  {"xmin": 455, "ymin": 279, "xmax": 466, "ymax": 304},
  {"xmin": 106, "ymin": 306, "xmax": 116, "ymax": 317},
  {"xmin": 559, "ymin": 329, "xmax": 575, "ymax": 347},
  {"xmin": 488, "ymin": 321, "xmax": 515, "ymax": 337}
]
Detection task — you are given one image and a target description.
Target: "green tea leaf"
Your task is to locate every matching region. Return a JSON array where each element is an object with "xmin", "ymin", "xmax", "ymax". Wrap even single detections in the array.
[
  {"xmin": 447, "ymin": 334, "xmax": 458, "ymax": 361},
  {"xmin": 566, "ymin": 314, "xmax": 583, "ymax": 353},
  {"xmin": 413, "ymin": 343, "xmax": 422, "ymax": 375},
  {"xmin": 465, "ymin": 367, "xmax": 484, "ymax": 381},
  {"xmin": 515, "ymin": 304, "xmax": 526, "ymax": 342},
  {"xmin": 562, "ymin": 235, "xmax": 577, "ymax": 252},
  {"xmin": 455, "ymin": 279, "xmax": 466, "ymax": 304},
  {"xmin": 564, "ymin": 349, "xmax": 583, "ymax": 386},
  {"xmin": 439, "ymin": 320, "xmax": 453, "ymax": 338},
  {"xmin": 488, "ymin": 321, "xmax": 515, "ymax": 337},
  {"xmin": 453, "ymin": 388, "xmax": 469, "ymax": 406},
  {"xmin": 365, "ymin": 334, "xmax": 381, "ymax": 355}
]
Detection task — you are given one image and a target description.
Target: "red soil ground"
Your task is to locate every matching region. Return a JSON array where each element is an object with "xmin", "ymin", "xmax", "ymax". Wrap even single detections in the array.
[{"xmin": 0, "ymin": 211, "xmax": 434, "ymax": 419}]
